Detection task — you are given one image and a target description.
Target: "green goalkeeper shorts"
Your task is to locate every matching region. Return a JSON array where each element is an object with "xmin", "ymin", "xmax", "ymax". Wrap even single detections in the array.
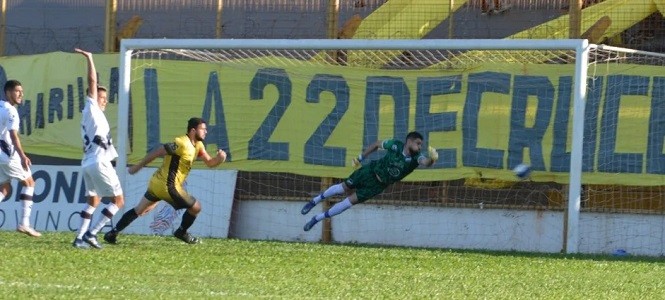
[{"xmin": 344, "ymin": 166, "xmax": 388, "ymax": 203}]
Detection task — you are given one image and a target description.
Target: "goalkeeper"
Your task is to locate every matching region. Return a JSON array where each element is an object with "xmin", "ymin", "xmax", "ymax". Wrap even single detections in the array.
[{"xmin": 301, "ymin": 131, "xmax": 438, "ymax": 231}]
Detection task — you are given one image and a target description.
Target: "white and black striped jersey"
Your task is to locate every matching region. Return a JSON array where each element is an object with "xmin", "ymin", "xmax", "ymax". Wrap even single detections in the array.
[
  {"xmin": 81, "ymin": 96, "xmax": 117, "ymax": 167},
  {"xmin": 0, "ymin": 100, "xmax": 20, "ymax": 163}
]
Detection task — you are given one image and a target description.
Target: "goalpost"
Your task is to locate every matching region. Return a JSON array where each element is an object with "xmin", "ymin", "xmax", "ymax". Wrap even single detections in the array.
[{"xmin": 117, "ymin": 39, "xmax": 597, "ymax": 253}]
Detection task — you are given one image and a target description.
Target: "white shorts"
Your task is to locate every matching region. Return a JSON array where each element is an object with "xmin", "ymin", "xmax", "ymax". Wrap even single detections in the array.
[
  {"xmin": 82, "ymin": 161, "xmax": 123, "ymax": 197},
  {"xmin": 0, "ymin": 155, "xmax": 32, "ymax": 183}
]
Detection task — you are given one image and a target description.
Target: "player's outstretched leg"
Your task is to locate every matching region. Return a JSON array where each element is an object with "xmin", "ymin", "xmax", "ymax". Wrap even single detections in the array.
[
  {"xmin": 303, "ymin": 217, "xmax": 320, "ymax": 231},
  {"xmin": 104, "ymin": 207, "xmax": 139, "ymax": 244},
  {"xmin": 303, "ymin": 198, "xmax": 354, "ymax": 231},
  {"xmin": 103, "ymin": 230, "xmax": 118, "ymax": 244},
  {"xmin": 301, "ymin": 200, "xmax": 317, "ymax": 215},
  {"xmin": 302, "ymin": 183, "xmax": 346, "ymax": 215}
]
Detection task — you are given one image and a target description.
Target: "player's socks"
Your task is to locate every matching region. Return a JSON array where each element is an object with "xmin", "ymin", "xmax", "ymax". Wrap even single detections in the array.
[
  {"xmin": 179, "ymin": 211, "xmax": 197, "ymax": 231},
  {"xmin": 315, "ymin": 198, "xmax": 353, "ymax": 221},
  {"xmin": 77, "ymin": 205, "xmax": 96, "ymax": 239},
  {"xmin": 113, "ymin": 208, "xmax": 139, "ymax": 232},
  {"xmin": 90, "ymin": 203, "xmax": 119, "ymax": 235},
  {"xmin": 312, "ymin": 183, "xmax": 345, "ymax": 205},
  {"xmin": 20, "ymin": 186, "xmax": 34, "ymax": 227}
]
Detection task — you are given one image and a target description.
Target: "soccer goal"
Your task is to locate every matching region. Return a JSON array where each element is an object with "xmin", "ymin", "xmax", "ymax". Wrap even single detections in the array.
[{"xmin": 115, "ymin": 38, "xmax": 665, "ymax": 256}]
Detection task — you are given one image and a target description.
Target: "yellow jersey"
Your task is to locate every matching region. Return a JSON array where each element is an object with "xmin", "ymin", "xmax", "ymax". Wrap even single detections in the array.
[{"xmin": 151, "ymin": 135, "xmax": 205, "ymax": 187}]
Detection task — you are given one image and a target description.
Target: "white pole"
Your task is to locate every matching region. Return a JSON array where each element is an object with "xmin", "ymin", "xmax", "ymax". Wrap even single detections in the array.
[
  {"xmin": 116, "ymin": 41, "xmax": 132, "ymax": 193},
  {"xmin": 566, "ymin": 39, "xmax": 590, "ymax": 254},
  {"xmin": 121, "ymin": 38, "xmax": 585, "ymax": 51}
]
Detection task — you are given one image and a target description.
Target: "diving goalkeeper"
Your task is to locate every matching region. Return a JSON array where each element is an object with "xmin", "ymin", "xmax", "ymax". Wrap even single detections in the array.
[{"xmin": 301, "ymin": 131, "xmax": 438, "ymax": 231}]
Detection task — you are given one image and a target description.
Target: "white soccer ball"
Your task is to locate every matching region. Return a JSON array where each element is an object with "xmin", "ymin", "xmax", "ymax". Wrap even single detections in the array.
[{"xmin": 512, "ymin": 164, "xmax": 531, "ymax": 179}]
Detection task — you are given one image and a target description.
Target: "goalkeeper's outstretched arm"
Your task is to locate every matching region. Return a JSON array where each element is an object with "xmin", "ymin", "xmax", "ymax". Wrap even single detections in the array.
[
  {"xmin": 420, "ymin": 146, "xmax": 438, "ymax": 167},
  {"xmin": 352, "ymin": 140, "xmax": 382, "ymax": 168}
]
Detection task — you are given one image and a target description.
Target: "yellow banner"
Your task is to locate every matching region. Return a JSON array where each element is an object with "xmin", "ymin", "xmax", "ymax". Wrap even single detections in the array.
[{"xmin": 2, "ymin": 52, "xmax": 664, "ymax": 185}]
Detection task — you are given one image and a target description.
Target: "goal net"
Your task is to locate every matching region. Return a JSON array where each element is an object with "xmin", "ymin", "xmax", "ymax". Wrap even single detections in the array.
[
  {"xmin": 575, "ymin": 44, "xmax": 665, "ymax": 256},
  {"xmin": 114, "ymin": 39, "xmax": 664, "ymax": 256}
]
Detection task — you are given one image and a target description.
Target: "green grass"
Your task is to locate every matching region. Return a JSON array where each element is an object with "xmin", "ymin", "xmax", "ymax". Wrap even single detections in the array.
[{"xmin": 0, "ymin": 231, "xmax": 664, "ymax": 299}]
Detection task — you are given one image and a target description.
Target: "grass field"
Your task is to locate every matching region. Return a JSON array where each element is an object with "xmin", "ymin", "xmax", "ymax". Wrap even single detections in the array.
[{"xmin": 0, "ymin": 231, "xmax": 664, "ymax": 299}]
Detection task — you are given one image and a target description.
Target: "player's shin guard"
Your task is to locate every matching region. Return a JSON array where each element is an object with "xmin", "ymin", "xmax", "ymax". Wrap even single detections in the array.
[
  {"xmin": 179, "ymin": 211, "xmax": 197, "ymax": 231},
  {"xmin": 89, "ymin": 203, "xmax": 119, "ymax": 235},
  {"xmin": 20, "ymin": 186, "xmax": 34, "ymax": 227},
  {"xmin": 113, "ymin": 208, "xmax": 139, "ymax": 232},
  {"xmin": 77, "ymin": 205, "xmax": 96, "ymax": 239},
  {"xmin": 315, "ymin": 198, "xmax": 353, "ymax": 221},
  {"xmin": 313, "ymin": 183, "xmax": 345, "ymax": 204}
]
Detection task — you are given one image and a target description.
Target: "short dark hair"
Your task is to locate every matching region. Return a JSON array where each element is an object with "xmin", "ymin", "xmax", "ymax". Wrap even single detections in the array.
[
  {"xmin": 85, "ymin": 85, "xmax": 107, "ymax": 95},
  {"xmin": 4, "ymin": 80, "xmax": 21, "ymax": 93},
  {"xmin": 406, "ymin": 131, "xmax": 423, "ymax": 141},
  {"xmin": 187, "ymin": 117, "xmax": 206, "ymax": 132}
]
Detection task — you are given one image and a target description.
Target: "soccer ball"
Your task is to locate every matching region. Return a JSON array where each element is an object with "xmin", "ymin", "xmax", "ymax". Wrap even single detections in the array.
[{"xmin": 512, "ymin": 164, "xmax": 531, "ymax": 180}]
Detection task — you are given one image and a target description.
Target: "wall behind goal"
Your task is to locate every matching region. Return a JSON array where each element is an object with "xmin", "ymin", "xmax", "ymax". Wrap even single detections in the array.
[{"xmin": 232, "ymin": 199, "xmax": 665, "ymax": 256}]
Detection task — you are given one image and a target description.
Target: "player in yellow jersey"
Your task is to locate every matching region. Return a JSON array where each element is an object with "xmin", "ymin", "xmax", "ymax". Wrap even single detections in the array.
[{"xmin": 104, "ymin": 117, "xmax": 227, "ymax": 244}]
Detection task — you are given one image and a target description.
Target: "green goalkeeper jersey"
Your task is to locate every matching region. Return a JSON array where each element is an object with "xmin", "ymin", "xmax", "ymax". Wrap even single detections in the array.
[{"xmin": 369, "ymin": 139, "xmax": 424, "ymax": 184}]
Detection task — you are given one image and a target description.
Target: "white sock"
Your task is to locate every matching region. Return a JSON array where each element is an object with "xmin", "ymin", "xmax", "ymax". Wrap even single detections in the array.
[
  {"xmin": 89, "ymin": 203, "xmax": 119, "ymax": 235},
  {"xmin": 313, "ymin": 183, "xmax": 345, "ymax": 204},
  {"xmin": 314, "ymin": 198, "xmax": 353, "ymax": 221},
  {"xmin": 77, "ymin": 205, "xmax": 96, "ymax": 239},
  {"xmin": 20, "ymin": 186, "xmax": 34, "ymax": 227}
]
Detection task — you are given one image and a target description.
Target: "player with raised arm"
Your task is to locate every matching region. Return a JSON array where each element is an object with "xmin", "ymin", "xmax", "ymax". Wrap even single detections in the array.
[
  {"xmin": 0, "ymin": 80, "xmax": 40, "ymax": 237},
  {"xmin": 301, "ymin": 131, "xmax": 438, "ymax": 231},
  {"xmin": 72, "ymin": 48, "xmax": 125, "ymax": 249},
  {"xmin": 104, "ymin": 117, "xmax": 227, "ymax": 245}
]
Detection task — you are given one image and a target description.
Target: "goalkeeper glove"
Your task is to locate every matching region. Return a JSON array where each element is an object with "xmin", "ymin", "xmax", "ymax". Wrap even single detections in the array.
[
  {"xmin": 428, "ymin": 146, "xmax": 439, "ymax": 162},
  {"xmin": 352, "ymin": 154, "xmax": 363, "ymax": 169}
]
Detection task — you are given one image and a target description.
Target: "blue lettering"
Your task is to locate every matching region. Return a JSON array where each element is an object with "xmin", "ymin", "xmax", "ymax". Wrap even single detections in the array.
[
  {"xmin": 304, "ymin": 74, "xmax": 349, "ymax": 166},
  {"xmin": 598, "ymin": 75, "xmax": 647, "ymax": 173},
  {"xmin": 202, "ymin": 71, "xmax": 232, "ymax": 161},
  {"xmin": 109, "ymin": 67, "xmax": 119, "ymax": 103},
  {"xmin": 53, "ymin": 171, "xmax": 78, "ymax": 203},
  {"xmin": 67, "ymin": 84, "xmax": 74, "ymax": 119},
  {"xmin": 48, "ymin": 88, "xmax": 64, "ymax": 123},
  {"xmin": 46, "ymin": 211, "xmax": 60, "ymax": 231},
  {"xmin": 248, "ymin": 68, "xmax": 291, "ymax": 161},
  {"xmin": 77, "ymin": 77, "xmax": 85, "ymax": 112},
  {"xmin": 508, "ymin": 75, "xmax": 554, "ymax": 171},
  {"xmin": 582, "ymin": 77, "xmax": 604, "ymax": 172},
  {"xmin": 27, "ymin": 170, "xmax": 51, "ymax": 203},
  {"xmin": 463, "ymin": 72, "xmax": 509, "ymax": 168},
  {"xmin": 647, "ymin": 76, "xmax": 665, "ymax": 174},
  {"xmin": 68, "ymin": 211, "xmax": 81, "ymax": 231},
  {"xmin": 32, "ymin": 94, "xmax": 43, "ymax": 131},
  {"xmin": 364, "ymin": 76, "xmax": 409, "ymax": 161},
  {"xmin": 551, "ymin": 76, "xmax": 572, "ymax": 172},
  {"xmin": 416, "ymin": 76, "xmax": 460, "ymax": 168}
]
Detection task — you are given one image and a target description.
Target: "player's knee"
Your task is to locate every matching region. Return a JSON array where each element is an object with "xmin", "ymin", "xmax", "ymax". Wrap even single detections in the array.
[
  {"xmin": 189, "ymin": 200, "xmax": 201, "ymax": 215},
  {"xmin": 22, "ymin": 177, "xmax": 35, "ymax": 187},
  {"xmin": 113, "ymin": 195, "xmax": 125, "ymax": 208}
]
